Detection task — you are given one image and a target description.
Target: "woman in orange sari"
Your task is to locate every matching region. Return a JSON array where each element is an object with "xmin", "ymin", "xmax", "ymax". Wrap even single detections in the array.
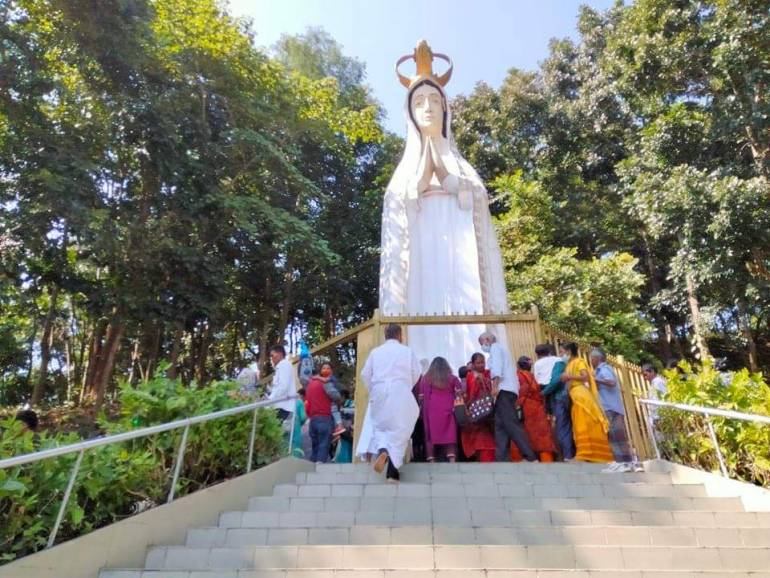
[
  {"xmin": 559, "ymin": 342, "xmax": 613, "ymax": 463},
  {"xmin": 516, "ymin": 356, "xmax": 557, "ymax": 462}
]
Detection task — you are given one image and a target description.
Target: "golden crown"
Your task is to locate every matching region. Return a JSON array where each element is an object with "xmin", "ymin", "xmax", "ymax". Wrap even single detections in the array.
[{"xmin": 396, "ymin": 40, "xmax": 453, "ymax": 90}]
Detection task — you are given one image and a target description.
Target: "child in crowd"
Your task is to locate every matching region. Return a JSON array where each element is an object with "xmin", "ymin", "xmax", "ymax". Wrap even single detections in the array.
[{"xmin": 316, "ymin": 364, "xmax": 346, "ymax": 438}]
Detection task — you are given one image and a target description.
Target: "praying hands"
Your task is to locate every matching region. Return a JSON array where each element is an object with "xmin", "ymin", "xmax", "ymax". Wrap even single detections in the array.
[{"xmin": 415, "ymin": 135, "xmax": 450, "ymax": 193}]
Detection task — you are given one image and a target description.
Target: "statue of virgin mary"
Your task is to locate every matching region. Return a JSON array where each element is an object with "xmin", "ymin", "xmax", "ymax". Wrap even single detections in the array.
[{"xmin": 379, "ymin": 41, "xmax": 509, "ymax": 370}]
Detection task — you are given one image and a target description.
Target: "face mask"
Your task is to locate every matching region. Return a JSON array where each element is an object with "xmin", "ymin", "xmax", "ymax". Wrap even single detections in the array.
[
  {"xmin": 562, "ymin": 355, "xmax": 570, "ymax": 362},
  {"xmin": 481, "ymin": 344, "xmax": 491, "ymax": 353},
  {"xmin": 320, "ymin": 368, "xmax": 332, "ymax": 378}
]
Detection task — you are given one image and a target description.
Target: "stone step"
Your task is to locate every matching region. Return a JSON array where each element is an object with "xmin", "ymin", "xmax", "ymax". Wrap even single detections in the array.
[
  {"xmin": 273, "ymin": 482, "xmax": 707, "ymax": 499},
  {"xmin": 186, "ymin": 524, "xmax": 770, "ymax": 547},
  {"xmin": 101, "ymin": 570, "xmax": 770, "ymax": 578},
  {"xmin": 244, "ymin": 496, "xmax": 742, "ymax": 516},
  {"xmin": 296, "ymin": 471, "xmax": 675, "ymax": 485},
  {"xmin": 220, "ymin": 509, "xmax": 770, "ymax": 529},
  {"xmin": 316, "ymin": 462, "xmax": 631, "ymax": 474},
  {"xmin": 143, "ymin": 544, "xmax": 770, "ymax": 572}
]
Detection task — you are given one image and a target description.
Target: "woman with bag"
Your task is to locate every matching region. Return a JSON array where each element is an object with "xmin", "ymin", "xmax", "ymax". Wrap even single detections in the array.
[
  {"xmin": 460, "ymin": 352, "xmax": 496, "ymax": 462},
  {"xmin": 416, "ymin": 357, "xmax": 461, "ymax": 462}
]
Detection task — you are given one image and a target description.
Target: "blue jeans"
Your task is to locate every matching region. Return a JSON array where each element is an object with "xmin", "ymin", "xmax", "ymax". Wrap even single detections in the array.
[
  {"xmin": 309, "ymin": 416, "xmax": 334, "ymax": 463},
  {"xmin": 552, "ymin": 395, "xmax": 576, "ymax": 460}
]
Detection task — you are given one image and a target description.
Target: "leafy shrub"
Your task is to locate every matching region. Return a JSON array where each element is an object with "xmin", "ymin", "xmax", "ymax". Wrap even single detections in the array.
[
  {"xmin": 0, "ymin": 374, "xmax": 284, "ymax": 562},
  {"xmin": 656, "ymin": 361, "xmax": 770, "ymax": 486}
]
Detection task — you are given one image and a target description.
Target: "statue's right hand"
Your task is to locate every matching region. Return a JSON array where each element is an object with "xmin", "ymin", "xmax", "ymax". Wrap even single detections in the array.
[{"xmin": 416, "ymin": 136, "xmax": 434, "ymax": 192}]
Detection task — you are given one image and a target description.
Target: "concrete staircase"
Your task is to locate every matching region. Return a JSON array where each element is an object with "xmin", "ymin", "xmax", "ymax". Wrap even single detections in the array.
[{"xmin": 101, "ymin": 462, "xmax": 770, "ymax": 577}]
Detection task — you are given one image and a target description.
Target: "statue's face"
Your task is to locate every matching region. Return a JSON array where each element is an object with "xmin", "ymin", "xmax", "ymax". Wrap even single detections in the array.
[{"xmin": 411, "ymin": 84, "xmax": 443, "ymax": 135}]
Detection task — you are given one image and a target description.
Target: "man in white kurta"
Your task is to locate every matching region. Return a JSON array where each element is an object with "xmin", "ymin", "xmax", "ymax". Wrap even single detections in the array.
[
  {"xmin": 361, "ymin": 324, "xmax": 422, "ymax": 481},
  {"xmin": 268, "ymin": 345, "xmax": 296, "ymax": 434}
]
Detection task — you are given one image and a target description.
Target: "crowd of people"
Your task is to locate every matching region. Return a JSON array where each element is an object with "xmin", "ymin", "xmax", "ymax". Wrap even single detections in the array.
[
  {"xmin": 262, "ymin": 324, "xmax": 668, "ymax": 482},
  {"xmin": 355, "ymin": 324, "xmax": 668, "ymax": 482}
]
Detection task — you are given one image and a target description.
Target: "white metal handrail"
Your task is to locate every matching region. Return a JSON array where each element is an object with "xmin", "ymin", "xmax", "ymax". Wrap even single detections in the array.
[
  {"xmin": 638, "ymin": 398, "xmax": 770, "ymax": 478},
  {"xmin": 0, "ymin": 395, "xmax": 297, "ymax": 549}
]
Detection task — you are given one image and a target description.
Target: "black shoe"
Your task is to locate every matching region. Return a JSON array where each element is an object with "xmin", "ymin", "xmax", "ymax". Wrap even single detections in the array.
[{"xmin": 385, "ymin": 457, "xmax": 400, "ymax": 482}]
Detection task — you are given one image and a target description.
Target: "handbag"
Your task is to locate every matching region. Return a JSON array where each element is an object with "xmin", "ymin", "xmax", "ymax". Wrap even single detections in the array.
[
  {"xmin": 466, "ymin": 373, "xmax": 495, "ymax": 423},
  {"xmin": 453, "ymin": 398, "xmax": 468, "ymax": 427},
  {"xmin": 467, "ymin": 393, "xmax": 495, "ymax": 423},
  {"xmin": 452, "ymin": 379, "xmax": 468, "ymax": 427}
]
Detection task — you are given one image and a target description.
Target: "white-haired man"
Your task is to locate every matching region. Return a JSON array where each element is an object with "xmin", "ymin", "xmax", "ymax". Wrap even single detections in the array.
[
  {"xmin": 591, "ymin": 348, "xmax": 640, "ymax": 473},
  {"xmin": 478, "ymin": 331, "xmax": 536, "ymax": 462}
]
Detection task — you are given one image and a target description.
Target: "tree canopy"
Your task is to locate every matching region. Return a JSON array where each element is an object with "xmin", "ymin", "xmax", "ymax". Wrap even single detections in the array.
[
  {"xmin": 452, "ymin": 0, "xmax": 770, "ymax": 368},
  {"xmin": 1, "ymin": 0, "xmax": 768, "ymax": 410}
]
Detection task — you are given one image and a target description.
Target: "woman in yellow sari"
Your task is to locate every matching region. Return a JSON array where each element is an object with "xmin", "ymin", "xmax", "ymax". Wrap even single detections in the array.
[{"xmin": 559, "ymin": 342, "xmax": 613, "ymax": 462}]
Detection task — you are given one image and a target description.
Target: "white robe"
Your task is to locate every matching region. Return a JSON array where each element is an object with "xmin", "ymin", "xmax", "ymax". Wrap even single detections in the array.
[
  {"xmin": 355, "ymin": 404, "xmax": 377, "ymax": 459},
  {"xmin": 406, "ymin": 187, "xmax": 486, "ymax": 370},
  {"xmin": 359, "ymin": 339, "xmax": 421, "ymax": 469}
]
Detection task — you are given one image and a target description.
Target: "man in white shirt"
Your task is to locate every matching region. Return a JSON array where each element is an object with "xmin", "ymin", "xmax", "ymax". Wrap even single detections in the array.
[
  {"xmin": 268, "ymin": 345, "xmax": 296, "ymax": 426},
  {"xmin": 642, "ymin": 362, "xmax": 668, "ymax": 423},
  {"xmin": 361, "ymin": 324, "xmax": 422, "ymax": 482},
  {"xmin": 478, "ymin": 332, "xmax": 536, "ymax": 462}
]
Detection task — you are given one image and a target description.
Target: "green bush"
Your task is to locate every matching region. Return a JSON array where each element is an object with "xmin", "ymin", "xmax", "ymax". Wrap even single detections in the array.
[
  {"xmin": 657, "ymin": 361, "xmax": 770, "ymax": 487},
  {"xmin": 0, "ymin": 373, "xmax": 284, "ymax": 562}
]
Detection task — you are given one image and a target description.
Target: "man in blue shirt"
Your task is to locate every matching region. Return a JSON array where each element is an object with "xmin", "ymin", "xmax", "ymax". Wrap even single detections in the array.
[{"xmin": 590, "ymin": 348, "xmax": 639, "ymax": 472}]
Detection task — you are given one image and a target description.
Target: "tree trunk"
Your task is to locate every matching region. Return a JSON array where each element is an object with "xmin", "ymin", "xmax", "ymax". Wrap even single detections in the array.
[
  {"xmin": 128, "ymin": 338, "xmax": 141, "ymax": 384},
  {"xmin": 144, "ymin": 323, "xmax": 162, "ymax": 381},
  {"xmin": 324, "ymin": 307, "xmax": 341, "ymax": 367},
  {"xmin": 92, "ymin": 317, "xmax": 124, "ymax": 413},
  {"xmin": 82, "ymin": 318, "xmax": 108, "ymax": 404},
  {"xmin": 258, "ymin": 320, "xmax": 269, "ymax": 375},
  {"xmin": 64, "ymin": 328, "xmax": 74, "ymax": 402},
  {"xmin": 31, "ymin": 284, "xmax": 59, "ymax": 406},
  {"xmin": 640, "ymin": 233, "xmax": 674, "ymax": 361},
  {"xmin": 167, "ymin": 325, "xmax": 183, "ymax": 379},
  {"xmin": 195, "ymin": 324, "xmax": 212, "ymax": 387},
  {"xmin": 684, "ymin": 271, "xmax": 711, "ymax": 361},
  {"xmin": 227, "ymin": 323, "xmax": 239, "ymax": 376},
  {"xmin": 24, "ymin": 315, "xmax": 39, "ymax": 387},
  {"xmin": 277, "ymin": 261, "xmax": 294, "ymax": 345},
  {"xmin": 736, "ymin": 302, "xmax": 759, "ymax": 373}
]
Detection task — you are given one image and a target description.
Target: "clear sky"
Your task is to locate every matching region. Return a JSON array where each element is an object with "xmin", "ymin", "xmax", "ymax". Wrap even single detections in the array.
[{"xmin": 228, "ymin": 0, "xmax": 616, "ymax": 134}]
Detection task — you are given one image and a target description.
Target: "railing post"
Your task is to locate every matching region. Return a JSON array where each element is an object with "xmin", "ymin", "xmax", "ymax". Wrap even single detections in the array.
[
  {"xmin": 47, "ymin": 449, "xmax": 85, "ymax": 549},
  {"xmin": 642, "ymin": 404, "xmax": 661, "ymax": 460},
  {"xmin": 246, "ymin": 407, "xmax": 258, "ymax": 472},
  {"xmin": 167, "ymin": 424, "xmax": 190, "ymax": 503},
  {"xmin": 287, "ymin": 404, "xmax": 297, "ymax": 456},
  {"xmin": 615, "ymin": 355, "xmax": 648, "ymax": 461},
  {"xmin": 353, "ymin": 315, "xmax": 378, "ymax": 462},
  {"xmin": 705, "ymin": 416, "xmax": 728, "ymax": 477}
]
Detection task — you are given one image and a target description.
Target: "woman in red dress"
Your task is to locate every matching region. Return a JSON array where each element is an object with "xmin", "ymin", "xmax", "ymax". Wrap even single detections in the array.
[
  {"xmin": 516, "ymin": 356, "xmax": 557, "ymax": 462},
  {"xmin": 461, "ymin": 352, "xmax": 496, "ymax": 462}
]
